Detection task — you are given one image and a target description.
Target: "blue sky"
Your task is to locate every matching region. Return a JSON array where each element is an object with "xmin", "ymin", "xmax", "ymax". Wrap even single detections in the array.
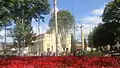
[
  {"xmin": 49, "ymin": 0, "xmax": 109, "ymax": 18},
  {"xmin": 0, "ymin": 0, "xmax": 111, "ymax": 42},
  {"xmin": 32, "ymin": 0, "xmax": 110, "ymax": 41}
]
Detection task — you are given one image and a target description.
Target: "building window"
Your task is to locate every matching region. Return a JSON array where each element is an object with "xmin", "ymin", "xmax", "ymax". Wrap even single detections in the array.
[
  {"xmin": 47, "ymin": 48, "xmax": 50, "ymax": 52},
  {"xmin": 66, "ymin": 48, "xmax": 68, "ymax": 51}
]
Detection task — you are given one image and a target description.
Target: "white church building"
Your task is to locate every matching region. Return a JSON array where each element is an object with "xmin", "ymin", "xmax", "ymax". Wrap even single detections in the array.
[{"xmin": 27, "ymin": 32, "xmax": 71, "ymax": 56}]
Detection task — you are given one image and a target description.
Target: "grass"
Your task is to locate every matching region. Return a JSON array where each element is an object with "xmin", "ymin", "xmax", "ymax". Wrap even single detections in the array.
[{"xmin": 85, "ymin": 51, "xmax": 104, "ymax": 56}]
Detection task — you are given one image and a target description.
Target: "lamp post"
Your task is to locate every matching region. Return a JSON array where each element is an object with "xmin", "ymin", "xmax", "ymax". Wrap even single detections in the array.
[
  {"xmin": 80, "ymin": 24, "xmax": 84, "ymax": 51},
  {"xmin": 54, "ymin": 0, "xmax": 58, "ymax": 56},
  {"xmin": 73, "ymin": 0, "xmax": 76, "ymax": 47},
  {"xmin": 37, "ymin": 16, "xmax": 41, "ymax": 56},
  {"xmin": 3, "ymin": 25, "xmax": 7, "ymax": 57}
]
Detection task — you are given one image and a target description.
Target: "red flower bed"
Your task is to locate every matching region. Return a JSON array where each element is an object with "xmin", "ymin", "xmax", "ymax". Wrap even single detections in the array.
[{"xmin": 0, "ymin": 56, "xmax": 120, "ymax": 68}]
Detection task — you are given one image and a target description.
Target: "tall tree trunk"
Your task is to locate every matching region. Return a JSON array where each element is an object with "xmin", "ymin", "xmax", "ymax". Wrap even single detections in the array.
[
  {"xmin": 60, "ymin": 32, "xmax": 67, "ymax": 52},
  {"xmin": 18, "ymin": 41, "xmax": 21, "ymax": 56}
]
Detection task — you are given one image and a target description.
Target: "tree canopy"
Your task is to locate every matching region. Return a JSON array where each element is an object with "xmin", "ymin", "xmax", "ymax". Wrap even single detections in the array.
[
  {"xmin": 0, "ymin": 0, "xmax": 50, "ymax": 56},
  {"xmin": 0, "ymin": 0, "xmax": 11, "ymax": 26},
  {"xmin": 88, "ymin": 23, "xmax": 115, "ymax": 47},
  {"xmin": 71, "ymin": 34, "xmax": 76, "ymax": 53},
  {"xmin": 88, "ymin": 0, "xmax": 120, "ymax": 47},
  {"xmin": 0, "ymin": 0, "xmax": 50, "ymax": 26},
  {"xmin": 102, "ymin": 0, "xmax": 120, "ymax": 42},
  {"xmin": 49, "ymin": 10, "xmax": 75, "ymax": 34},
  {"xmin": 49, "ymin": 10, "xmax": 75, "ymax": 51},
  {"xmin": 11, "ymin": 0, "xmax": 50, "ymax": 55},
  {"xmin": 102, "ymin": 0, "xmax": 120, "ymax": 23}
]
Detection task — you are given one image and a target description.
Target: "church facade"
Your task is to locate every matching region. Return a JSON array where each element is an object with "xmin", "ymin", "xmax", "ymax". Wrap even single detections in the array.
[{"xmin": 28, "ymin": 32, "xmax": 71, "ymax": 56}]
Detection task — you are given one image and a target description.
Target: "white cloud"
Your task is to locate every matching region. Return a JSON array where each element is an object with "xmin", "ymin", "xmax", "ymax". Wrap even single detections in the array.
[
  {"xmin": 80, "ymin": 16, "xmax": 102, "ymax": 24},
  {"xmin": 92, "ymin": 8, "xmax": 104, "ymax": 15},
  {"xmin": 91, "ymin": 2, "xmax": 108, "ymax": 16},
  {"xmin": 77, "ymin": 7, "xmax": 105, "ymax": 41},
  {"xmin": 32, "ymin": 24, "xmax": 49, "ymax": 35},
  {"xmin": 78, "ymin": 16, "xmax": 102, "ymax": 40},
  {"xmin": 83, "ymin": 24, "xmax": 97, "ymax": 38}
]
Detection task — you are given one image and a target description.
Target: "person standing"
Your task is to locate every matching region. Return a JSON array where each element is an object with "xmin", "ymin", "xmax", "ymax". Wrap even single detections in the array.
[
  {"xmin": 75, "ymin": 49, "xmax": 80, "ymax": 56},
  {"xmin": 65, "ymin": 48, "xmax": 69, "ymax": 56}
]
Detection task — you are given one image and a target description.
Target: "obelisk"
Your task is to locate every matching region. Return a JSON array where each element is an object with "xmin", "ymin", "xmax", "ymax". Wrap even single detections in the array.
[
  {"xmin": 54, "ymin": 0, "xmax": 58, "ymax": 56},
  {"xmin": 80, "ymin": 25, "xmax": 84, "ymax": 50}
]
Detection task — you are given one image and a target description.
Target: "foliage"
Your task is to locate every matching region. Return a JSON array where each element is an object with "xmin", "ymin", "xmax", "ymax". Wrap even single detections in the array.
[
  {"xmin": 88, "ymin": 23, "xmax": 115, "ymax": 47},
  {"xmin": 102, "ymin": 0, "xmax": 120, "ymax": 42},
  {"xmin": 88, "ymin": 31, "xmax": 94, "ymax": 47},
  {"xmin": 13, "ymin": 21, "xmax": 36, "ymax": 47},
  {"xmin": 0, "ymin": 0, "xmax": 50, "ymax": 56},
  {"xmin": 71, "ymin": 34, "xmax": 76, "ymax": 53},
  {"xmin": 88, "ymin": 0, "xmax": 120, "ymax": 47},
  {"xmin": 49, "ymin": 10, "xmax": 75, "ymax": 51},
  {"xmin": 85, "ymin": 51, "xmax": 104, "ymax": 56},
  {"xmin": 11, "ymin": 1, "xmax": 49, "ymax": 43},
  {"xmin": 0, "ymin": 0, "xmax": 50, "ymax": 27},
  {"xmin": 49, "ymin": 10, "xmax": 74, "ymax": 33},
  {"xmin": 8, "ymin": 0, "xmax": 49, "ymax": 22},
  {"xmin": 0, "ymin": 0, "xmax": 11, "ymax": 27},
  {"xmin": 102, "ymin": 0, "xmax": 120, "ymax": 23}
]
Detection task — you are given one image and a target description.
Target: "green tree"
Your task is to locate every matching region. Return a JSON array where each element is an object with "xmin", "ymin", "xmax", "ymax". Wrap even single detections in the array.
[
  {"xmin": 13, "ymin": 21, "xmax": 37, "ymax": 55},
  {"xmin": 88, "ymin": 31, "xmax": 94, "ymax": 48},
  {"xmin": 0, "ymin": 0, "xmax": 12, "ymax": 27},
  {"xmin": 49, "ymin": 10, "xmax": 75, "ymax": 51},
  {"xmin": 95, "ymin": 24, "xmax": 115, "ymax": 46},
  {"xmin": 71, "ymin": 34, "xmax": 76, "ymax": 53},
  {"xmin": 88, "ymin": 0, "xmax": 120, "ymax": 48},
  {"xmin": 0, "ymin": 0, "xmax": 12, "ymax": 56},
  {"xmin": 0, "ymin": 0, "xmax": 50, "ymax": 56},
  {"xmin": 2, "ymin": 0, "xmax": 50, "ymax": 56},
  {"xmin": 102, "ymin": 0, "xmax": 120, "ymax": 42},
  {"xmin": 88, "ymin": 23, "xmax": 115, "ymax": 48}
]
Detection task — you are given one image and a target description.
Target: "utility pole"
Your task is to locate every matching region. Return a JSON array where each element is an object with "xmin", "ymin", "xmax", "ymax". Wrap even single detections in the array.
[
  {"xmin": 80, "ymin": 24, "xmax": 84, "ymax": 51},
  {"xmin": 73, "ymin": 1, "xmax": 76, "ymax": 49},
  {"xmin": 4, "ymin": 25, "xmax": 7, "ymax": 57},
  {"xmin": 54, "ymin": 0, "xmax": 58, "ymax": 56}
]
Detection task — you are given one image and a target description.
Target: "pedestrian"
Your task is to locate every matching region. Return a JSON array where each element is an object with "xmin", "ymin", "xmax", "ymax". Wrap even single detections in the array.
[
  {"xmin": 70, "ymin": 53, "xmax": 74, "ymax": 56},
  {"xmin": 52, "ymin": 52, "xmax": 56, "ymax": 56},
  {"xmin": 65, "ymin": 48, "xmax": 69, "ymax": 56},
  {"xmin": 75, "ymin": 49, "xmax": 80, "ymax": 56},
  {"xmin": 47, "ymin": 51, "xmax": 51, "ymax": 56}
]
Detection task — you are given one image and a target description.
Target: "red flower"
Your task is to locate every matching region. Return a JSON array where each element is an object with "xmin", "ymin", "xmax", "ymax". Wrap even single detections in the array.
[{"xmin": 0, "ymin": 56, "xmax": 120, "ymax": 68}]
